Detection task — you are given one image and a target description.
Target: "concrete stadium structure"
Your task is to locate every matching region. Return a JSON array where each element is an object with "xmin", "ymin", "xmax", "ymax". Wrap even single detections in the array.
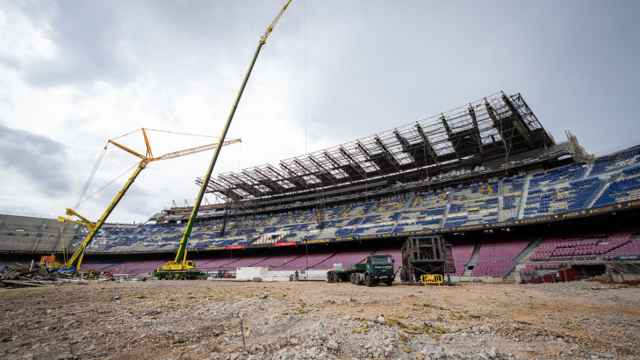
[{"xmin": 2, "ymin": 92, "xmax": 639, "ymax": 282}]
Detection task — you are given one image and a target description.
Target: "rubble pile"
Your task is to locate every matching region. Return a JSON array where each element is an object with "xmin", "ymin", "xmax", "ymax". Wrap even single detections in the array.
[
  {"xmin": 0, "ymin": 264, "xmax": 61, "ymax": 288},
  {"xmin": 0, "ymin": 264, "xmax": 112, "ymax": 288}
]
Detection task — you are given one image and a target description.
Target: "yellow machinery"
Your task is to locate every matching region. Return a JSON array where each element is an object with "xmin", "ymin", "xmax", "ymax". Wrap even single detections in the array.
[
  {"xmin": 39, "ymin": 255, "xmax": 64, "ymax": 271},
  {"xmin": 154, "ymin": 0, "xmax": 293, "ymax": 279},
  {"xmin": 420, "ymin": 274, "xmax": 444, "ymax": 286},
  {"xmin": 55, "ymin": 128, "xmax": 240, "ymax": 274}
]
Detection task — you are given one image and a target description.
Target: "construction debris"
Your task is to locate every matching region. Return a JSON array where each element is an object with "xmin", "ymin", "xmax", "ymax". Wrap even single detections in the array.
[
  {"xmin": 0, "ymin": 264, "xmax": 110, "ymax": 288},
  {"xmin": 0, "ymin": 264, "xmax": 58, "ymax": 288},
  {"xmin": 0, "ymin": 280, "xmax": 638, "ymax": 359}
]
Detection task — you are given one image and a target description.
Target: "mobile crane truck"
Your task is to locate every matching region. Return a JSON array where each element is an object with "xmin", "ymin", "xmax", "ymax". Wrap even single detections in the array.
[
  {"xmin": 326, "ymin": 254, "xmax": 395, "ymax": 286},
  {"xmin": 153, "ymin": 0, "xmax": 293, "ymax": 279}
]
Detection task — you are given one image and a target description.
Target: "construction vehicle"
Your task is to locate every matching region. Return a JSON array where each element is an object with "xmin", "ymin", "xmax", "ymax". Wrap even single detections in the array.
[
  {"xmin": 154, "ymin": 0, "xmax": 293, "ymax": 279},
  {"xmin": 326, "ymin": 255, "xmax": 395, "ymax": 286},
  {"xmin": 153, "ymin": 260, "xmax": 203, "ymax": 280},
  {"xmin": 39, "ymin": 255, "xmax": 64, "ymax": 272},
  {"xmin": 56, "ymin": 128, "xmax": 240, "ymax": 274},
  {"xmin": 400, "ymin": 235, "xmax": 452, "ymax": 285}
]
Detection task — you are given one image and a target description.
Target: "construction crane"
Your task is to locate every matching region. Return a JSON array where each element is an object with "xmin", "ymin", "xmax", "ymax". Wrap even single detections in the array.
[
  {"xmin": 53, "ymin": 128, "xmax": 241, "ymax": 273},
  {"xmin": 154, "ymin": 0, "xmax": 293, "ymax": 279}
]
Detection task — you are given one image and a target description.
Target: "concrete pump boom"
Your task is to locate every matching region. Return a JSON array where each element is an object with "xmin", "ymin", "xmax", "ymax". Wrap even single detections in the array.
[{"xmin": 155, "ymin": 0, "xmax": 293, "ymax": 279}]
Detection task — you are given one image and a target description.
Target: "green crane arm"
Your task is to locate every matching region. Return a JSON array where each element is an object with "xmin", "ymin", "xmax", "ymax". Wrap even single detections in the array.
[{"xmin": 173, "ymin": 0, "xmax": 294, "ymax": 265}]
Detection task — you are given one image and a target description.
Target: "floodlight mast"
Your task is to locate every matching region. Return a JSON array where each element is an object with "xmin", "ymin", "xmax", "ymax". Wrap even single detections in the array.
[{"xmin": 156, "ymin": 0, "xmax": 294, "ymax": 278}]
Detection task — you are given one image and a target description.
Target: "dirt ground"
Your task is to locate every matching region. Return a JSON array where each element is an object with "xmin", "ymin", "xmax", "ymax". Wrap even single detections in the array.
[{"xmin": 0, "ymin": 280, "xmax": 638, "ymax": 360}]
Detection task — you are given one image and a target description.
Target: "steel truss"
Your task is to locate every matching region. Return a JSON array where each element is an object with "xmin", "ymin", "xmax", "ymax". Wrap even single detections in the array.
[{"xmin": 200, "ymin": 92, "xmax": 553, "ymax": 201}]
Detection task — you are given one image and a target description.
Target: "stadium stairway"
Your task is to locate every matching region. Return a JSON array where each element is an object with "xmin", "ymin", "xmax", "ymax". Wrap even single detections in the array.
[
  {"xmin": 588, "ymin": 181, "xmax": 611, "ymax": 208},
  {"xmin": 451, "ymin": 242, "xmax": 474, "ymax": 276},
  {"xmin": 504, "ymin": 237, "xmax": 544, "ymax": 279},
  {"xmin": 442, "ymin": 201, "xmax": 452, "ymax": 228},
  {"xmin": 497, "ymin": 190, "xmax": 505, "ymax": 221},
  {"xmin": 462, "ymin": 243, "xmax": 481, "ymax": 277},
  {"xmin": 516, "ymin": 174, "xmax": 532, "ymax": 219},
  {"xmin": 583, "ymin": 162, "xmax": 595, "ymax": 178}
]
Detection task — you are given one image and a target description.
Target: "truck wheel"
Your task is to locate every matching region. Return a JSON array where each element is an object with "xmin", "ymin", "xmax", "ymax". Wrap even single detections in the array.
[
  {"xmin": 365, "ymin": 274, "xmax": 372, "ymax": 287},
  {"xmin": 386, "ymin": 279, "xmax": 393, "ymax": 286}
]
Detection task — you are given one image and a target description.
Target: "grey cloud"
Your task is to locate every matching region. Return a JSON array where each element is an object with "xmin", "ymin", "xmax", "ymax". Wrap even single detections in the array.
[
  {"xmin": 0, "ymin": 123, "xmax": 71, "ymax": 196},
  {"xmin": 4, "ymin": 1, "xmax": 639, "ymax": 154},
  {"xmin": 85, "ymin": 181, "xmax": 151, "ymax": 220},
  {"xmin": 4, "ymin": 1, "xmax": 136, "ymax": 87},
  {"xmin": 120, "ymin": 186, "xmax": 154, "ymax": 219},
  {"xmin": 281, "ymin": 1, "xmax": 640, "ymax": 155}
]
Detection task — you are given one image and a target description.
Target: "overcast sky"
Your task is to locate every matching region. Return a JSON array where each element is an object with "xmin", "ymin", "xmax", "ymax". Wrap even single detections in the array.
[{"xmin": 1, "ymin": 0, "xmax": 639, "ymax": 222}]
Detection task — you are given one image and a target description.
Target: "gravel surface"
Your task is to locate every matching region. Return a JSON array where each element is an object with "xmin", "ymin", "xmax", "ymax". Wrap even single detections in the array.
[{"xmin": 0, "ymin": 280, "xmax": 638, "ymax": 360}]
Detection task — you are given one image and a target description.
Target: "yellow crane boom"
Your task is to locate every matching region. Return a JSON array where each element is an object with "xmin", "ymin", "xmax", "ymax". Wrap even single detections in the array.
[
  {"xmin": 57, "ymin": 128, "xmax": 240, "ymax": 272},
  {"xmin": 155, "ymin": 0, "xmax": 293, "ymax": 279}
]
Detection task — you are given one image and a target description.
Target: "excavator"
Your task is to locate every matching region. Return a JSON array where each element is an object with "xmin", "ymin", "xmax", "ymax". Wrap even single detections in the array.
[
  {"xmin": 153, "ymin": 0, "xmax": 294, "ymax": 279},
  {"xmin": 46, "ymin": 128, "xmax": 240, "ymax": 274}
]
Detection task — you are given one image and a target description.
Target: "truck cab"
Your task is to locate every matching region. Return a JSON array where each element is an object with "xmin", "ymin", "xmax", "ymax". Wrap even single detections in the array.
[
  {"xmin": 327, "ymin": 254, "xmax": 396, "ymax": 286},
  {"xmin": 363, "ymin": 255, "xmax": 395, "ymax": 286}
]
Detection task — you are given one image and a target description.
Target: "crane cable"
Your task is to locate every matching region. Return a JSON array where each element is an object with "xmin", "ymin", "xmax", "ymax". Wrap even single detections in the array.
[
  {"xmin": 73, "ymin": 127, "xmax": 228, "ymax": 209},
  {"xmin": 145, "ymin": 128, "xmax": 218, "ymax": 139},
  {"xmin": 74, "ymin": 143, "xmax": 109, "ymax": 209},
  {"xmin": 75, "ymin": 161, "xmax": 139, "ymax": 209},
  {"xmin": 111, "ymin": 128, "xmax": 140, "ymax": 141},
  {"xmin": 112, "ymin": 127, "xmax": 219, "ymax": 141}
]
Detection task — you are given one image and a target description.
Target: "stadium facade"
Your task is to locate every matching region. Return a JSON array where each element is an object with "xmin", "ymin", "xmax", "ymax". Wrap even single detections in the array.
[{"xmin": 2, "ymin": 91, "xmax": 639, "ymax": 281}]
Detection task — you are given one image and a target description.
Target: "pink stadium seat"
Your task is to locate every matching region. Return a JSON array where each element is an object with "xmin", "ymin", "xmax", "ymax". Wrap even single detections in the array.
[
  {"xmin": 83, "ymin": 260, "xmax": 164, "ymax": 275},
  {"xmin": 471, "ymin": 239, "xmax": 529, "ymax": 277},
  {"xmin": 251, "ymin": 256, "xmax": 299, "ymax": 268},
  {"xmin": 312, "ymin": 251, "xmax": 371, "ymax": 270},
  {"xmin": 530, "ymin": 232, "xmax": 632, "ymax": 261},
  {"xmin": 279, "ymin": 253, "xmax": 335, "ymax": 270},
  {"xmin": 605, "ymin": 239, "xmax": 640, "ymax": 259},
  {"xmin": 451, "ymin": 243, "xmax": 474, "ymax": 276}
]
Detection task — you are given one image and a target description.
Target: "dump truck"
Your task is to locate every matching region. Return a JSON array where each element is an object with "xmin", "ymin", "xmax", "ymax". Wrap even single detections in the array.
[{"xmin": 326, "ymin": 255, "xmax": 395, "ymax": 286}]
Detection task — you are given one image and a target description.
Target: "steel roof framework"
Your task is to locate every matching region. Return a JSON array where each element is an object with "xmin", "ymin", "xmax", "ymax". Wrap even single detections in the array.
[{"xmin": 198, "ymin": 92, "xmax": 553, "ymax": 201}]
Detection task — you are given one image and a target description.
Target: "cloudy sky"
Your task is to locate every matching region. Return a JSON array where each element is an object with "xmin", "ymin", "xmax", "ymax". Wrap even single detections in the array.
[{"xmin": 1, "ymin": 0, "xmax": 639, "ymax": 222}]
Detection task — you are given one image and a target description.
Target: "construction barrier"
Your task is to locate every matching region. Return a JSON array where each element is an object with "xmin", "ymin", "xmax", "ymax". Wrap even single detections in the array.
[{"xmin": 420, "ymin": 274, "xmax": 444, "ymax": 285}]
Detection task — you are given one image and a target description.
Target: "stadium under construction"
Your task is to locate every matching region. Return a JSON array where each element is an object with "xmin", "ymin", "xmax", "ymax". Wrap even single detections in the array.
[
  {"xmin": 2, "ymin": 91, "xmax": 639, "ymax": 284},
  {"xmin": 2, "ymin": 1, "xmax": 640, "ymax": 359}
]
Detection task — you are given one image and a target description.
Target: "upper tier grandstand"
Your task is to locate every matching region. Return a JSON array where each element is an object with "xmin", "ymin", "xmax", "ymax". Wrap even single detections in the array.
[{"xmin": 77, "ymin": 142, "xmax": 638, "ymax": 255}]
